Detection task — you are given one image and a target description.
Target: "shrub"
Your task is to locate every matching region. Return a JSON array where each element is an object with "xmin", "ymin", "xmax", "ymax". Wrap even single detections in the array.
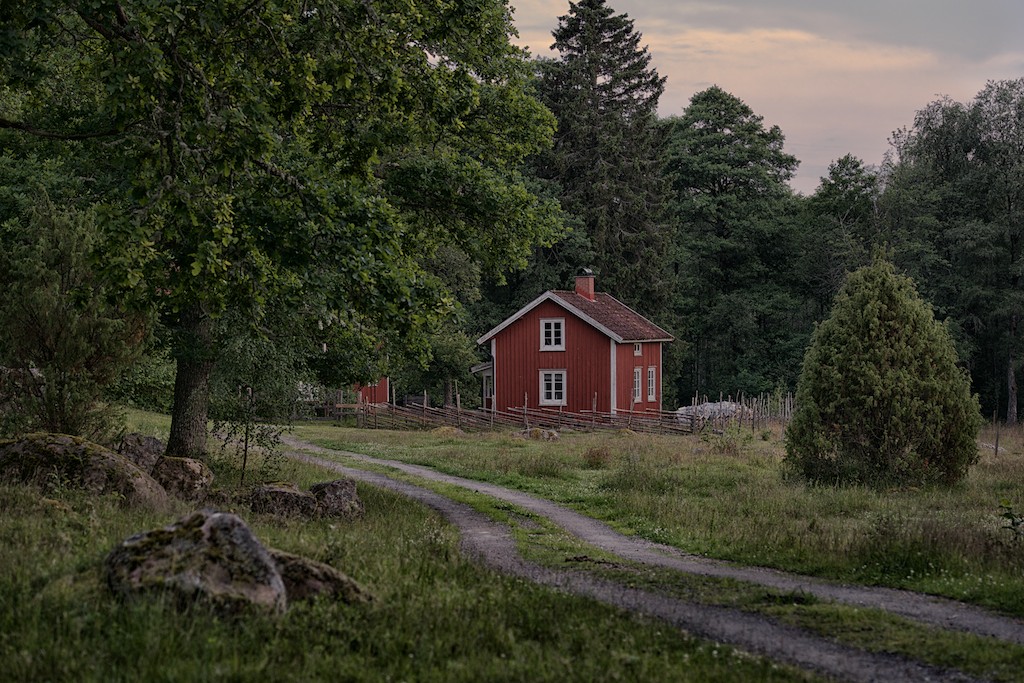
[
  {"xmin": 785, "ymin": 258, "xmax": 981, "ymax": 487},
  {"xmin": 0, "ymin": 199, "xmax": 144, "ymax": 440}
]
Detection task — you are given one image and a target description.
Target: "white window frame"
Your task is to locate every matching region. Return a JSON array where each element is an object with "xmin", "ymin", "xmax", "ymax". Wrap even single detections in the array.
[
  {"xmin": 540, "ymin": 318, "xmax": 565, "ymax": 351},
  {"xmin": 647, "ymin": 366, "xmax": 656, "ymax": 401},
  {"xmin": 539, "ymin": 370, "xmax": 567, "ymax": 406},
  {"xmin": 633, "ymin": 367, "xmax": 642, "ymax": 403},
  {"xmin": 634, "ymin": 342, "xmax": 643, "ymax": 356}
]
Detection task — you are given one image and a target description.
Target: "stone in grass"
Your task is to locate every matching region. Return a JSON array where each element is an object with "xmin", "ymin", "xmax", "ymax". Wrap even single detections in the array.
[
  {"xmin": 514, "ymin": 427, "xmax": 560, "ymax": 442},
  {"xmin": 0, "ymin": 433, "xmax": 168, "ymax": 510},
  {"xmin": 249, "ymin": 482, "xmax": 318, "ymax": 517},
  {"xmin": 105, "ymin": 509, "xmax": 287, "ymax": 615},
  {"xmin": 309, "ymin": 478, "xmax": 364, "ymax": 520},
  {"xmin": 152, "ymin": 456, "xmax": 214, "ymax": 501},
  {"xmin": 268, "ymin": 548, "xmax": 372, "ymax": 604},
  {"xmin": 115, "ymin": 433, "xmax": 166, "ymax": 474}
]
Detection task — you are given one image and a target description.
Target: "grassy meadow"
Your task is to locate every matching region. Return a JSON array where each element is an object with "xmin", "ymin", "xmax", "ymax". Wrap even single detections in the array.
[
  {"xmin": 294, "ymin": 420, "xmax": 1024, "ymax": 618},
  {"xmin": 0, "ymin": 411, "xmax": 813, "ymax": 682}
]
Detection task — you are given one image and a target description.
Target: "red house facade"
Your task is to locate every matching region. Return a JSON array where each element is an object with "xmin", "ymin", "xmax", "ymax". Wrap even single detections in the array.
[
  {"xmin": 355, "ymin": 377, "xmax": 390, "ymax": 405},
  {"xmin": 476, "ymin": 273, "xmax": 672, "ymax": 414}
]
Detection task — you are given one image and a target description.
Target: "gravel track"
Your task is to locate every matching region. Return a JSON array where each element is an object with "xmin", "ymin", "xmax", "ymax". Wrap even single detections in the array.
[{"xmin": 285, "ymin": 437, "xmax": 1022, "ymax": 682}]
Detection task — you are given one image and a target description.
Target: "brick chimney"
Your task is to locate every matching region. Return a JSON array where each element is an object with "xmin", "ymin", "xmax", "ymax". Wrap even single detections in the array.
[{"xmin": 575, "ymin": 268, "xmax": 596, "ymax": 301}]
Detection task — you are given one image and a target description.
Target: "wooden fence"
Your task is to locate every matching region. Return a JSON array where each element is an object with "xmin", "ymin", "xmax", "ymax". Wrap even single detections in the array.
[{"xmin": 318, "ymin": 391, "xmax": 796, "ymax": 437}]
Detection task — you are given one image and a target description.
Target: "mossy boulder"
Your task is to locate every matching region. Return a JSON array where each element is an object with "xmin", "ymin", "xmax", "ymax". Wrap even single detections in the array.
[
  {"xmin": 152, "ymin": 456, "xmax": 214, "ymax": 501},
  {"xmin": 249, "ymin": 483, "xmax": 317, "ymax": 517},
  {"xmin": 268, "ymin": 548, "xmax": 372, "ymax": 604},
  {"xmin": 0, "ymin": 433, "xmax": 168, "ymax": 509},
  {"xmin": 309, "ymin": 478, "xmax": 364, "ymax": 520},
  {"xmin": 105, "ymin": 509, "xmax": 287, "ymax": 615},
  {"xmin": 115, "ymin": 432, "xmax": 165, "ymax": 473}
]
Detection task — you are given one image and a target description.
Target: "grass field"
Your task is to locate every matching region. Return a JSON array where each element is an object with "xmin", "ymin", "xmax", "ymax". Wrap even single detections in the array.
[
  {"xmin": 0, "ymin": 412, "xmax": 816, "ymax": 682},
  {"xmin": 293, "ymin": 420, "xmax": 1024, "ymax": 618}
]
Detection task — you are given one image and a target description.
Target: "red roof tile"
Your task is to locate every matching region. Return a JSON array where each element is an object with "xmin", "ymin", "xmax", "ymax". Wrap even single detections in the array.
[{"xmin": 549, "ymin": 290, "xmax": 673, "ymax": 342}]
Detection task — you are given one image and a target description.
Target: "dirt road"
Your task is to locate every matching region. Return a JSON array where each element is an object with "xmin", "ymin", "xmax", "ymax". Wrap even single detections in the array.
[{"xmin": 286, "ymin": 436, "xmax": 1022, "ymax": 682}]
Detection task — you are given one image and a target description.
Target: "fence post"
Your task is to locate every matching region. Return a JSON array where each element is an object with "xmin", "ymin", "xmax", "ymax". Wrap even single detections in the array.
[
  {"xmin": 456, "ymin": 390, "xmax": 462, "ymax": 431},
  {"xmin": 524, "ymin": 393, "xmax": 529, "ymax": 430}
]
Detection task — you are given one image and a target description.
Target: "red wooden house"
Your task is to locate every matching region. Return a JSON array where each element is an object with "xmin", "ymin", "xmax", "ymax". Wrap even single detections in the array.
[
  {"xmin": 475, "ymin": 273, "xmax": 673, "ymax": 414},
  {"xmin": 355, "ymin": 377, "xmax": 390, "ymax": 405}
]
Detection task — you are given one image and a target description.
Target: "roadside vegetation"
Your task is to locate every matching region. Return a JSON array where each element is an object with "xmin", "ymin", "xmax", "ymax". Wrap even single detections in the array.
[
  {"xmin": 295, "ymin": 421, "xmax": 1024, "ymax": 619},
  {"xmin": 0, "ymin": 411, "xmax": 813, "ymax": 683}
]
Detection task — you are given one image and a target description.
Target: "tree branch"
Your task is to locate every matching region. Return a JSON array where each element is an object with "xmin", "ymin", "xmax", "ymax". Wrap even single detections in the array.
[{"xmin": 0, "ymin": 117, "xmax": 131, "ymax": 140}]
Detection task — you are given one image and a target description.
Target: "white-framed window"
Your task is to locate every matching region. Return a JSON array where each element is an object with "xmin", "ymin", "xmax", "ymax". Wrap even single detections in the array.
[
  {"xmin": 540, "ymin": 318, "xmax": 565, "ymax": 351},
  {"xmin": 633, "ymin": 367, "xmax": 642, "ymax": 403},
  {"xmin": 539, "ymin": 370, "xmax": 567, "ymax": 406},
  {"xmin": 647, "ymin": 366, "xmax": 656, "ymax": 401},
  {"xmin": 634, "ymin": 342, "xmax": 643, "ymax": 356}
]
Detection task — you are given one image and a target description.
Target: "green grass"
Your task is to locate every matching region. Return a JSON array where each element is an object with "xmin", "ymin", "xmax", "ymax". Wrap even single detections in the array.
[
  {"xmin": 279, "ymin": 441, "xmax": 1024, "ymax": 683},
  {"xmin": 0, "ymin": 413, "xmax": 817, "ymax": 682},
  {"xmin": 292, "ymin": 421, "xmax": 1024, "ymax": 617}
]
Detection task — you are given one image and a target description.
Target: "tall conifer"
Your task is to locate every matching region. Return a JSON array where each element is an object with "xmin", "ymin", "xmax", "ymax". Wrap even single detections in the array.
[
  {"xmin": 532, "ymin": 0, "xmax": 669, "ymax": 310},
  {"xmin": 785, "ymin": 257, "xmax": 981, "ymax": 487}
]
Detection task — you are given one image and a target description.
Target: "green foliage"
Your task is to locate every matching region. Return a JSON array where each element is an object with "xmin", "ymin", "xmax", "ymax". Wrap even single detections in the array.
[
  {"xmin": 882, "ymin": 79, "xmax": 1024, "ymax": 421},
  {"xmin": 0, "ymin": 198, "xmax": 143, "ymax": 440},
  {"xmin": 393, "ymin": 328, "xmax": 481, "ymax": 408},
  {"xmin": 800, "ymin": 154, "xmax": 879, "ymax": 311},
  {"xmin": 1000, "ymin": 500, "xmax": 1024, "ymax": 542},
  {"xmin": 208, "ymin": 311, "xmax": 313, "ymax": 483},
  {"xmin": 663, "ymin": 87, "xmax": 806, "ymax": 400},
  {"xmin": 105, "ymin": 345, "xmax": 176, "ymax": 414},
  {"xmin": 528, "ymin": 0, "xmax": 671, "ymax": 311},
  {"xmin": 702, "ymin": 424, "xmax": 754, "ymax": 457},
  {"xmin": 785, "ymin": 258, "xmax": 982, "ymax": 486},
  {"xmin": 0, "ymin": 0, "xmax": 564, "ymax": 456}
]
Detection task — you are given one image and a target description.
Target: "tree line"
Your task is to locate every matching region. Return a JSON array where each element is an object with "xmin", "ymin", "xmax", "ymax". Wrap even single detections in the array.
[
  {"xmin": 0, "ymin": 0, "xmax": 1019, "ymax": 451},
  {"xmin": 474, "ymin": 0, "xmax": 1022, "ymax": 425}
]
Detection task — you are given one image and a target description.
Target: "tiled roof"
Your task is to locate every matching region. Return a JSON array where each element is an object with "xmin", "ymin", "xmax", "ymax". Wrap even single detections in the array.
[{"xmin": 549, "ymin": 290, "xmax": 673, "ymax": 342}]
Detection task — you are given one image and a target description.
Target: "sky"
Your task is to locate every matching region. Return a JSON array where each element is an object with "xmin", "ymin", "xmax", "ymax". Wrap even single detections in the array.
[{"xmin": 508, "ymin": 0, "xmax": 1024, "ymax": 195}]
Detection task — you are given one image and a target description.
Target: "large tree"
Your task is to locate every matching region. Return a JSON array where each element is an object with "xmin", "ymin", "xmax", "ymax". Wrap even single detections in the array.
[
  {"xmin": 800, "ymin": 154, "xmax": 880, "ymax": 312},
  {"xmin": 0, "ymin": 1, "xmax": 561, "ymax": 455},
  {"xmin": 884, "ymin": 79, "xmax": 1024, "ymax": 422},
  {"xmin": 529, "ymin": 0, "xmax": 670, "ymax": 310},
  {"xmin": 663, "ymin": 86, "xmax": 804, "ymax": 400}
]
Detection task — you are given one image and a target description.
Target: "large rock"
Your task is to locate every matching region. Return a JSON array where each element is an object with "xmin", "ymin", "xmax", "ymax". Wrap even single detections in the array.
[
  {"xmin": 105, "ymin": 509, "xmax": 287, "ymax": 615},
  {"xmin": 268, "ymin": 548, "xmax": 372, "ymax": 604},
  {"xmin": 153, "ymin": 457, "xmax": 214, "ymax": 501},
  {"xmin": 0, "ymin": 433, "xmax": 168, "ymax": 509},
  {"xmin": 249, "ymin": 483, "xmax": 318, "ymax": 517},
  {"xmin": 309, "ymin": 479, "xmax": 364, "ymax": 520},
  {"xmin": 115, "ymin": 433, "xmax": 165, "ymax": 474}
]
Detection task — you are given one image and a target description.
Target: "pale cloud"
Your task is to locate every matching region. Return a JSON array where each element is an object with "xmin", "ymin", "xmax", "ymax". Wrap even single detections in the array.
[{"xmin": 509, "ymin": 1, "xmax": 1024, "ymax": 194}]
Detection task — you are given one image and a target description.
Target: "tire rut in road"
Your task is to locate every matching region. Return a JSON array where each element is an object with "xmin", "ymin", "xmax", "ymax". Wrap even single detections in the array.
[
  {"xmin": 288, "ymin": 445, "xmax": 991, "ymax": 683},
  {"xmin": 284, "ymin": 437, "xmax": 1024, "ymax": 646}
]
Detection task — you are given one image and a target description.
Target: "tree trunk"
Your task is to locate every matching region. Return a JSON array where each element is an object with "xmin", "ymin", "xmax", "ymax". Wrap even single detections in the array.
[
  {"xmin": 166, "ymin": 304, "xmax": 214, "ymax": 458},
  {"xmin": 1008, "ymin": 353, "xmax": 1018, "ymax": 426}
]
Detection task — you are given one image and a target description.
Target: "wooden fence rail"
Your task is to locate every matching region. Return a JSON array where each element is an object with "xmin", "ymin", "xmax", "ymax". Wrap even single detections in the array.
[{"xmin": 317, "ymin": 392, "xmax": 795, "ymax": 437}]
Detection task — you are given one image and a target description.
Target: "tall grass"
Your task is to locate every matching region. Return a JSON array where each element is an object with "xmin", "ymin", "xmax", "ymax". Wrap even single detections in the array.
[
  {"xmin": 0, "ymin": 422, "xmax": 811, "ymax": 682},
  {"xmin": 297, "ymin": 422, "xmax": 1024, "ymax": 616}
]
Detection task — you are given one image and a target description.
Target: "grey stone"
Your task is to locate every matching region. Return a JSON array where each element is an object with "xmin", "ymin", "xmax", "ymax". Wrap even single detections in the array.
[
  {"xmin": 0, "ymin": 433, "xmax": 168, "ymax": 510},
  {"xmin": 115, "ymin": 433, "xmax": 165, "ymax": 474},
  {"xmin": 249, "ymin": 482, "xmax": 317, "ymax": 517},
  {"xmin": 268, "ymin": 548, "xmax": 372, "ymax": 604},
  {"xmin": 105, "ymin": 509, "xmax": 286, "ymax": 615},
  {"xmin": 152, "ymin": 456, "xmax": 214, "ymax": 501},
  {"xmin": 309, "ymin": 478, "xmax": 364, "ymax": 519}
]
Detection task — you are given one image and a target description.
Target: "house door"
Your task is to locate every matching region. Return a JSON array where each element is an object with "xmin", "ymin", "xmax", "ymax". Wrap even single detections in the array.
[{"xmin": 483, "ymin": 372, "xmax": 494, "ymax": 411}]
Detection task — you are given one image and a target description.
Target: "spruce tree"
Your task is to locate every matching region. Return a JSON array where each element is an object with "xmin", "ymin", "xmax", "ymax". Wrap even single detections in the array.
[
  {"xmin": 785, "ymin": 258, "xmax": 981, "ymax": 487},
  {"xmin": 532, "ymin": 0, "xmax": 669, "ymax": 309}
]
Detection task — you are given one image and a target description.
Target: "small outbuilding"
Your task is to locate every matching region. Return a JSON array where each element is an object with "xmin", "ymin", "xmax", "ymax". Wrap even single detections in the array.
[{"xmin": 475, "ymin": 272, "xmax": 672, "ymax": 415}]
